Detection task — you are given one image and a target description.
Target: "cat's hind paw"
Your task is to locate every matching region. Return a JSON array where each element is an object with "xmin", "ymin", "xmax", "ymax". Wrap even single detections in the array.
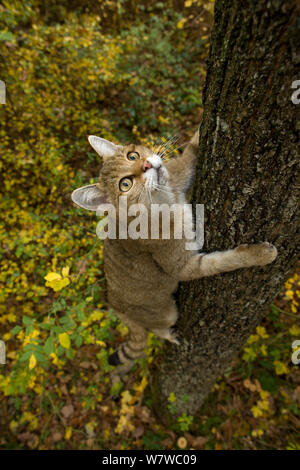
[
  {"xmin": 153, "ymin": 327, "xmax": 180, "ymax": 345},
  {"xmin": 168, "ymin": 328, "xmax": 180, "ymax": 345}
]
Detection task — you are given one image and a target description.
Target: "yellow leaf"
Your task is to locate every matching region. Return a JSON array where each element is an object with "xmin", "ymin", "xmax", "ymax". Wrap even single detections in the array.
[
  {"xmin": 256, "ymin": 326, "xmax": 269, "ymax": 339},
  {"xmin": 274, "ymin": 360, "xmax": 289, "ymax": 375},
  {"xmin": 85, "ymin": 421, "xmax": 97, "ymax": 437},
  {"xmin": 115, "ymin": 415, "xmax": 127, "ymax": 434},
  {"xmin": 44, "ymin": 272, "xmax": 62, "ymax": 282},
  {"xmin": 34, "ymin": 384, "xmax": 43, "ymax": 394},
  {"xmin": 133, "ymin": 376, "xmax": 148, "ymax": 394},
  {"xmin": 252, "ymin": 429, "xmax": 264, "ymax": 437},
  {"xmin": 168, "ymin": 392, "xmax": 176, "ymax": 403},
  {"xmin": 285, "ymin": 290, "xmax": 294, "ymax": 299},
  {"xmin": 59, "ymin": 333, "xmax": 71, "ymax": 349},
  {"xmin": 56, "ymin": 278, "xmax": 70, "ymax": 291},
  {"xmin": 9, "ymin": 420, "xmax": 18, "ymax": 432},
  {"xmin": 46, "ymin": 277, "xmax": 70, "ymax": 292},
  {"xmin": 29, "ymin": 353, "xmax": 37, "ymax": 370},
  {"xmin": 45, "ymin": 267, "xmax": 70, "ymax": 291},
  {"xmin": 289, "ymin": 324, "xmax": 300, "ymax": 336},
  {"xmin": 65, "ymin": 426, "xmax": 72, "ymax": 440},
  {"xmin": 257, "ymin": 399, "xmax": 269, "ymax": 411},
  {"xmin": 251, "ymin": 405, "xmax": 263, "ymax": 418},
  {"xmin": 177, "ymin": 19, "xmax": 186, "ymax": 29},
  {"xmin": 248, "ymin": 334, "xmax": 259, "ymax": 344},
  {"xmin": 121, "ymin": 390, "xmax": 133, "ymax": 404},
  {"xmin": 62, "ymin": 266, "xmax": 70, "ymax": 277},
  {"xmin": 260, "ymin": 344, "xmax": 268, "ymax": 356},
  {"xmin": 259, "ymin": 389, "xmax": 270, "ymax": 400}
]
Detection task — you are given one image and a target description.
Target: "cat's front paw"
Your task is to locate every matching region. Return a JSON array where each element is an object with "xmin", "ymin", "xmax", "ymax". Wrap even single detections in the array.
[{"xmin": 236, "ymin": 242, "xmax": 277, "ymax": 267}]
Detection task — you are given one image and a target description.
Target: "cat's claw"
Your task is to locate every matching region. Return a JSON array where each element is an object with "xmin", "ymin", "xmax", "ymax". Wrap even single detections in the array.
[
  {"xmin": 152, "ymin": 327, "xmax": 180, "ymax": 345},
  {"xmin": 168, "ymin": 328, "xmax": 180, "ymax": 346}
]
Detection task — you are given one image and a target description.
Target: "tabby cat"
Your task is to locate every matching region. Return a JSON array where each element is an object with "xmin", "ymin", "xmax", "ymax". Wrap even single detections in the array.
[{"xmin": 71, "ymin": 130, "xmax": 277, "ymax": 376}]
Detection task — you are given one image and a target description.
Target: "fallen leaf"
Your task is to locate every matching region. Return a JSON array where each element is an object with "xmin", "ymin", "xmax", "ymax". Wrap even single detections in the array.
[
  {"xmin": 132, "ymin": 425, "xmax": 144, "ymax": 439},
  {"xmin": 52, "ymin": 432, "xmax": 62, "ymax": 442},
  {"xmin": 191, "ymin": 436, "xmax": 209, "ymax": 448},
  {"xmin": 79, "ymin": 361, "xmax": 91, "ymax": 369},
  {"xmin": 61, "ymin": 404, "xmax": 74, "ymax": 418}
]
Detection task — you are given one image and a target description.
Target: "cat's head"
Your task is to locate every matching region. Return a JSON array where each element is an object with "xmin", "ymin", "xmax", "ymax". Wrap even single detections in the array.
[{"xmin": 71, "ymin": 136, "xmax": 173, "ymax": 213}]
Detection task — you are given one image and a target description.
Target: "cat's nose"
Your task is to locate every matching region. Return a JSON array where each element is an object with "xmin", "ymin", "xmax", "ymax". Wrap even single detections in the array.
[{"xmin": 143, "ymin": 160, "xmax": 152, "ymax": 172}]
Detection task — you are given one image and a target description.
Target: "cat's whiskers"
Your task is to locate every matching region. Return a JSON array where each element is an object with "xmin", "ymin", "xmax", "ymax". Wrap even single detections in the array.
[
  {"xmin": 156, "ymin": 135, "xmax": 180, "ymax": 158},
  {"xmin": 155, "ymin": 184, "xmax": 173, "ymax": 194},
  {"xmin": 159, "ymin": 143, "xmax": 183, "ymax": 160},
  {"xmin": 152, "ymin": 136, "xmax": 166, "ymax": 155},
  {"xmin": 138, "ymin": 185, "xmax": 147, "ymax": 204},
  {"xmin": 160, "ymin": 138, "xmax": 184, "ymax": 155},
  {"xmin": 145, "ymin": 183, "xmax": 154, "ymax": 203},
  {"xmin": 160, "ymin": 141, "xmax": 188, "ymax": 160},
  {"xmin": 154, "ymin": 134, "xmax": 180, "ymax": 157},
  {"xmin": 144, "ymin": 186, "xmax": 153, "ymax": 206}
]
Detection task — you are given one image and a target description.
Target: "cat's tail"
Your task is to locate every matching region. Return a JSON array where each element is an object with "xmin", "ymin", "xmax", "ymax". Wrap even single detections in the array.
[{"xmin": 108, "ymin": 319, "xmax": 148, "ymax": 367}]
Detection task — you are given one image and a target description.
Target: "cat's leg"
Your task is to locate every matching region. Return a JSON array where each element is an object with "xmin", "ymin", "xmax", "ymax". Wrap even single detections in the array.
[
  {"xmin": 152, "ymin": 327, "xmax": 180, "ymax": 345},
  {"xmin": 109, "ymin": 313, "xmax": 148, "ymax": 366},
  {"xmin": 109, "ymin": 313, "xmax": 148, "ymax": 384},
  {"xmin": 164, "ymin": 129, "xmax": 199, "ymax": 193},
  {"xmin": 151, "ymin": 304, "xmax": 180, "ymax": 345},
  {"xmin": 178, "ymin": 242, "xmax": 277, "ymax": 281}
]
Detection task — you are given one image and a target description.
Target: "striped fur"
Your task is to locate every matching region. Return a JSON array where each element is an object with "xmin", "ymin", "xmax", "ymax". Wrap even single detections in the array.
[{"xmin": 71, "ymin": 129, "xmax": 277, "ymax": 380}]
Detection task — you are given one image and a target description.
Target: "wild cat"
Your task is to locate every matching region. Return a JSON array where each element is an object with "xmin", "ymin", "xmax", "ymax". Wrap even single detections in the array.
[{"xmin": 71, "ymin": 130, "xmax": 277, "ymax": 376}]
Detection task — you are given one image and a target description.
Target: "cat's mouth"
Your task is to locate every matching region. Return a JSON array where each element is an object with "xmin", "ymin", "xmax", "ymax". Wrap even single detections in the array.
[
  {"xmin": 142, "ymin": 154, "xmax": 169, "ymax": 194},
  {"xmin": 144, "ymin": 166, "xmax": 168, "ymax": 191}
]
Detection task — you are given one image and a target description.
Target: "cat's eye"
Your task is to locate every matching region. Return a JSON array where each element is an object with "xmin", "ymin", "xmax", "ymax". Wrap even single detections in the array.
[
  {"xmin": 127, "ymin": 152, "xmax": 139, "ymax": 161},
  {"xmin": 119, "ymin": 177, "xmax": 133, "ymax": 192}
]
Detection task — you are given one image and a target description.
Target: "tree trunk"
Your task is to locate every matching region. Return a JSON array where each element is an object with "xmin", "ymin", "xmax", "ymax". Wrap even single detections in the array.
[{"xmin": 151, "ymin": 0, "xmax": 300, "ymax": 424}]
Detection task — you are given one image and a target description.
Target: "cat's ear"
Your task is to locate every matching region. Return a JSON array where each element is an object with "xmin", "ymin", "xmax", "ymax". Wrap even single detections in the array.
[
  {"xmin": 71, "ymin": 184, "xmax": 107, "ymax": 211},
  {"xmin": 88, "ymin": 135, "xmax": 120, "ymax": 158}
]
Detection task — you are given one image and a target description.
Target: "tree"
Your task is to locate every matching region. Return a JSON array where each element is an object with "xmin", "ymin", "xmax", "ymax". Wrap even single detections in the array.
[{"xmin": 151, "ymin": 0, "xmax": 300, "ymax": 424}]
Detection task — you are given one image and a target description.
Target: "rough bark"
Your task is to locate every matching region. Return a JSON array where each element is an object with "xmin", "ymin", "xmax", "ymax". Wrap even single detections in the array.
[{"xmin": 151, "ymin": 0, "xmax": 300, "ymax": 424}]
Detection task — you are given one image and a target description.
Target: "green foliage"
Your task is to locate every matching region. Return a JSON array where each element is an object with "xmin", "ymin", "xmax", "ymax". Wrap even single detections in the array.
[
  {"xmin": 0, "ymin": 0, "xmax": 299, "ymax": 452},
  {"xmin": 177, "ymin": 413, "xmax": 194, "ymax": 432},
  {"xmin": 0, "ymin": 0, "xmax": 212, "ymax": 448},
  {"xmin": 0, "ymin": 0, "xmax": 209, "ymax": 397}
]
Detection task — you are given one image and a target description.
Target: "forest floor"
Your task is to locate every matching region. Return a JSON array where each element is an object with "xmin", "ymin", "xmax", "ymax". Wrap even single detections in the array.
[{"xmin": 0, "ymin": 0, "xmax": 299, "ymax": 450}]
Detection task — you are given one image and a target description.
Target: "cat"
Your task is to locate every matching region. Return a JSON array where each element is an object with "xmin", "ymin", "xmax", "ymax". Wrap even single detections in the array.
[{"xmin": 71, "ymin": 130, "xmax": 277, "ymax": 377}]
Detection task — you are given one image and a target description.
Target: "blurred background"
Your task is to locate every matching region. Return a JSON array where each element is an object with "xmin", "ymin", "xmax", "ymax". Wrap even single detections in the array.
[{"xmin": 0, "ymin": 0, "xmax": 299, "ymax": 450}]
